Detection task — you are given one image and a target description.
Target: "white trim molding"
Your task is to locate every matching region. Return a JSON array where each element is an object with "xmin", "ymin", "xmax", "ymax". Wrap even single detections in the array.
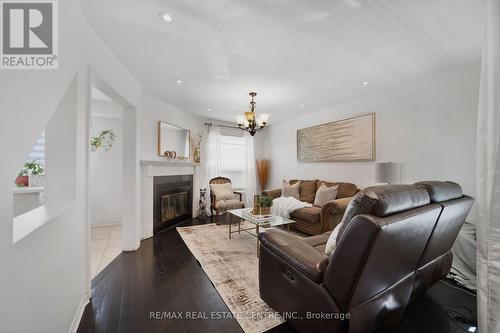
[{"xmin": 68, "ymin": 295, "xmax": 89, "ymax": 333}]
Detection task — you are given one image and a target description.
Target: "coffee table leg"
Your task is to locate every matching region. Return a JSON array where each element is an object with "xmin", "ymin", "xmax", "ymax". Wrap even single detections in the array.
[
  {"xmin": 229, "ymin": 216, "xmax": 231, "ymax": 239},
  {"xmin": 238, "ymin": 218, "xmax": 241, "ymax": 234},
  {"xmin": 288, "ymin": 224, "xmax": 290, "ymax": 232}
]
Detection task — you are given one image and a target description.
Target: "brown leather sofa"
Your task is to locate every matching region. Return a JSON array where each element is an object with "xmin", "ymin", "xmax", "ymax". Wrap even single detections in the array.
[
  {"xmin": 262, "ymin": 180, "xmax": 359, "ymax": 235},
  {"xmin": 258, "ymin": 181, "xmax": 473, "ymax": 333}
]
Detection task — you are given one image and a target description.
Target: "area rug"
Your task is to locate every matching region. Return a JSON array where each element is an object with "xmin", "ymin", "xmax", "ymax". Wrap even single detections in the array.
[{"xmin": 177, "ymin": 222, "xmax": 285, "ymax": 333}]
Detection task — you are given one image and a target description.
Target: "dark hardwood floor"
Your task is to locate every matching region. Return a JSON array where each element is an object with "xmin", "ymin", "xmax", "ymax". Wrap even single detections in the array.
[{"xmin": 78, "ymin": 217, "xmax": 477, "ymax": 333}]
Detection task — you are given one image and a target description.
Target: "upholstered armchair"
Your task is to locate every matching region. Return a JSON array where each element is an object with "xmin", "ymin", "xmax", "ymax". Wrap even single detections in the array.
[{"xmin": 209, "ymin": 177, "xmax": 245, "ymax": 222}]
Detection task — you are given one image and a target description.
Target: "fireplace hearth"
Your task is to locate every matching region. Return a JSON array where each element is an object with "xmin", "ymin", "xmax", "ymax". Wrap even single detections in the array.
[{"xmin": 154, "ymin": 175, "xmax": 193, "ymax": 233}]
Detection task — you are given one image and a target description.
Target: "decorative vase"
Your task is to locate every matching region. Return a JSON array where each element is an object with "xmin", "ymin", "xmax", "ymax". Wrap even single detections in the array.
[
  {"xmin": 251, "ymin": 194, "xmax": 261, "ymax": 215},
  {"xmin": 194, "ymin": 147, "xmax": 201, "ymax": 163},
  {"xmin": 29, "ymin": 175, "xmax": 45, "ymax": 187},
  {"xmin": 15, "ymin": 175, "xmax": 28, "ymax": 187}
]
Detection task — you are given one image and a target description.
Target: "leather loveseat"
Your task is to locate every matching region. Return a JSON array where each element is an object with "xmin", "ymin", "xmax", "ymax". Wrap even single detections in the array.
[
  {"xmin": 262, "ymin": 179, "xmax": 359, "ymax": 235},
  {"xmin": 258, "ymin": 181, "xmax": 473, "ymax": 333}
]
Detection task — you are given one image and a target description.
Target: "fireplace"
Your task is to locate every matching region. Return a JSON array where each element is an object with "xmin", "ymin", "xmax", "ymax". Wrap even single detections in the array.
[{"xmin": 153, "ymin": 175, "xmax": 193, "ymax": 233}]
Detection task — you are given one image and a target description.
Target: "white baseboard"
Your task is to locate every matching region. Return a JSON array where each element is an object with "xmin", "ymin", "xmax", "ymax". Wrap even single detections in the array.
[{"xmin": 69, "ymin": 295, "xmax": 89, "ymax": 333}]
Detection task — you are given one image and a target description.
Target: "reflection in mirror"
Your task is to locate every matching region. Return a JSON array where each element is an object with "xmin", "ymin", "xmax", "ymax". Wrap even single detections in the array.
[{"xmin": 157, "ymin": 121, "xmax": 190, "ymax": 160}]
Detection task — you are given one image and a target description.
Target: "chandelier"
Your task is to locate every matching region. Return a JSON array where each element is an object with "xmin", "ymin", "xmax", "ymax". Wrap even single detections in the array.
[{"xmin": 236, "ymin": 92, "xmax": 269, "ymax": 136}]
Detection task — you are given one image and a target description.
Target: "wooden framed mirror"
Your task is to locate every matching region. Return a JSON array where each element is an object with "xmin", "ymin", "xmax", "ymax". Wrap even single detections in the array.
[{"xmin": 157, "ymin": 121, "xmax": 190, "ymax": 160}]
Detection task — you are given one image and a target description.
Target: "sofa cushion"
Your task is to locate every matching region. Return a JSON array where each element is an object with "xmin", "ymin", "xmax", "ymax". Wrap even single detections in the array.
[
  {"xmin": 336, "ymin": 191, "xmax": 378, "ymax": 243},
  {"xmin": 215, "ymin": 199, "xmax": 245, "ymax": 211},
  {"xmin": 291, "ymin": 179, "xmax": 317, "ymax": 203},
  {"xmin": 321, "ymin": 181, "xmax": 358, "ymax": 199},
  {"xmin": 291, "ymin": 206, "xmax": 321, "ymax": 224},
  {"xmin": 314, "ymin": 183, "xmax": 339, "ymax": 207},
  {"xmin": 282, "ymin": 180, "xmax": 300, "ymax": 200}
]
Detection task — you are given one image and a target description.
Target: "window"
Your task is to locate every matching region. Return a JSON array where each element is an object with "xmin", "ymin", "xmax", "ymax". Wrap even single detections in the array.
[
  {"xmin": 219, "ymin": 131, "xmax": 245, "ymax": 189},
  {"xmin": 28, "ymin": 132, "xmax": 45, "ymax": 165}
]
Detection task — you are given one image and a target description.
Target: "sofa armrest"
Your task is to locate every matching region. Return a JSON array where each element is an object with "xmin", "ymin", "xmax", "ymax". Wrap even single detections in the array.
[
  {"xmin": 320, "ymin": 196, "xmax": 354, "ymax": 230},
  {"xmin": 259, "ymin": 229, "xmax": 329, "ymax": 282},
  {"xmin": 262, "ymin": 187, "xmax": 282, "ymax": 199}
]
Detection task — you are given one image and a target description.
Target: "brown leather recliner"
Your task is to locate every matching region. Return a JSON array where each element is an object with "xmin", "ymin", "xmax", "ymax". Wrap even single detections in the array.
[{"xmin": 258, "ymin": 181, "xmax": 473, "ymax": 333}]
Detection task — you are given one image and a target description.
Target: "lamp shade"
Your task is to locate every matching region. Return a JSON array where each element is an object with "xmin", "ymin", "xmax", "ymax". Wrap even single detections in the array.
[
  {"xmin": 245, "ymin": 111, "xmax": 255, "ymax": 122},
  {"xmin": 236, "ymin": 115, "xmax": 245, "ymax": 125},
  {"xmin": 375, "ymin": 162, "xmax": 402, "ymax": 184},
  {"xmin": 259, "ymin": 113, "xmax": 269, "ymax": 123}
]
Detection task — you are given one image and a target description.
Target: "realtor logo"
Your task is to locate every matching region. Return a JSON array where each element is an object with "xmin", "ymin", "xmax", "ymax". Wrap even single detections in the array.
[{"xmin": 1, "ymin": 0, "xmax": 58, "ymax": 69}]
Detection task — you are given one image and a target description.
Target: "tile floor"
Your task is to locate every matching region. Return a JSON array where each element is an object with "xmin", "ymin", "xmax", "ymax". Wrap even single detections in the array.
[{"xmin": 90, "ymin": 224, "xmax": 122, "ymax": 279}]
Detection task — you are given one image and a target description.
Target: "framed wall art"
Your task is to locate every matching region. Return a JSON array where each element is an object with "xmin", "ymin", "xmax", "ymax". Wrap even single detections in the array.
[{"xmin": 297, "ymin": 113, "xmax": 375, "ymax": 162}]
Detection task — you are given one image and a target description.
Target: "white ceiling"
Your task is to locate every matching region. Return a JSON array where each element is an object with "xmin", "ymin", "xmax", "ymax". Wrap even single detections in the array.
[{"xmin": 81, "ymin": 0, "xmax": 484, "ymax": 123}]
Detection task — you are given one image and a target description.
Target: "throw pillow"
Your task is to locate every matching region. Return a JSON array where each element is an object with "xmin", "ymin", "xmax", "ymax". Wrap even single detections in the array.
[
  {"xmin": 314, "ymin": 183, "xmax": 339, "ymax": 207},
  {"xmin": 335, "ymin": 191, "xmax": 378, "ymax": 243},
  {"xmin": 325, "ymin": 222, "xmax": 342, "ymax": 256},
  {"xmin": 299, "ymin": 179, "xmax": 318, "ymax": 203},
  {"xmin": 281, "ymin": 179, "xmax": 300, "ymax": 200},
  {"xmin": 322, "ymin": 181, "xmax": 358, "ymax": 199},
  {"xmin": 210, "ymin": 183, "xmax": 234, "ymax": 200}
]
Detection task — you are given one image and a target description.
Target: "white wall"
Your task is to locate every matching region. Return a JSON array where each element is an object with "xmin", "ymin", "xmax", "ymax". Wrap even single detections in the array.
[
  {"xmin": 256, "ymin": 65, "xmax": 480, "ymax": 201},
  {"xmin": 90, "ymin": 101, "xmax": 123, "ymax": 225},
  {"xmin": 0, "ymin": 1, "xmax": 141, "ymax": 332},
  {"xmin": 140, "ymin": 93, "xmax": 203, "ymax": 161}
]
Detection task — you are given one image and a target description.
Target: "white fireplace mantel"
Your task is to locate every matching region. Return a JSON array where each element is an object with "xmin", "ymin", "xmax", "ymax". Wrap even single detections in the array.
[
  {"xmin": 140, "ymin": 160, "xmax": 200, "ymax": 167},
  {"xmin": 140, "ymin": 159, "xmax": 201, "ymax": 239}
]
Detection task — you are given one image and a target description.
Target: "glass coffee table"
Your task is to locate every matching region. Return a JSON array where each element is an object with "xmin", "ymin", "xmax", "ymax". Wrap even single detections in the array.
[{"xmin": 227, "ymin": 208, "xmax": 296, "ymax": 256}]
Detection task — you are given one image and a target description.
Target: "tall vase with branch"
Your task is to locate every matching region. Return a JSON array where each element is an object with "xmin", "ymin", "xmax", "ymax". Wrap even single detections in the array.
[
  {"xmin": 256, "ymin": 159, "xmax": 270, "ymax": 192},
  {"xmin": 191, "ymin": 132, "xmax": 203, "ymax": 163}
]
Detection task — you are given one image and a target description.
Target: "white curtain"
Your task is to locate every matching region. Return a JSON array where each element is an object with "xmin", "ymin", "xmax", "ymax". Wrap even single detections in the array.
[
  {"xmin": 206, "ymin": 124, "xmax": 221, "ymax": 215},
  {"xmin": 477, "ymin": 1, "xmax": 500, "ymax": 332},
  {"xmin": 243, "ymin": 133, "xmax": 257, "ymax": 208}
]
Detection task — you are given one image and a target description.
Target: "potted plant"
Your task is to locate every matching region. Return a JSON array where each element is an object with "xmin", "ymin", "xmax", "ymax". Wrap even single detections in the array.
[
  {"xmin": 24, "ymin": 161, "xmax": 45, "ymax": 186},
  {"xmin": 259, "ymin": 196, "xmax": 273, "ymax": 215},
  {"xmin": 90, "ymin": 129, "xmax": 116, "ymax": 152},
  {"xmin": 15, "ymin": 161, "xmax": 45, "ymax": 187},
  {"xmin": 15, "ymin": 168, "xmax": 29, "ymax": 187}
]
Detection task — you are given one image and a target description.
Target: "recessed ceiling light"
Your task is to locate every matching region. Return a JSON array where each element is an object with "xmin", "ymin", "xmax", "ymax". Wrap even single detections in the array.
[
  {"xmin": 206, "ymin": 108, "xmax": 211, "ymax": 112},
  {"xmin": 159, "ymin": 12, "xmax": 173, "ymax": 23},
  {"xmin": 175, "ymin": 79, "xmax": 182, "ymax": 84},
  {"xmin": 361, "ymin": 81, "xmax": 369, "ymax": 86},
  {"xmin": 300, "ymin": 104, "xmax": 305, "ymax": 108}
]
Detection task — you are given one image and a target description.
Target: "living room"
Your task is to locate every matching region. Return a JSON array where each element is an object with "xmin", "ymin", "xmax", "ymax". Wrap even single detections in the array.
[{"xmin": 0, "ymin": 1, "xmax": 497, "ymax": 333}]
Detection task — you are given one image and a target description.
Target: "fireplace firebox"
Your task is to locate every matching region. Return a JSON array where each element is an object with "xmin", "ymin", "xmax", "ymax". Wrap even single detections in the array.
[{"xmin": 153, "ymin": 175, "xmax": 193, "ymax": 233}]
